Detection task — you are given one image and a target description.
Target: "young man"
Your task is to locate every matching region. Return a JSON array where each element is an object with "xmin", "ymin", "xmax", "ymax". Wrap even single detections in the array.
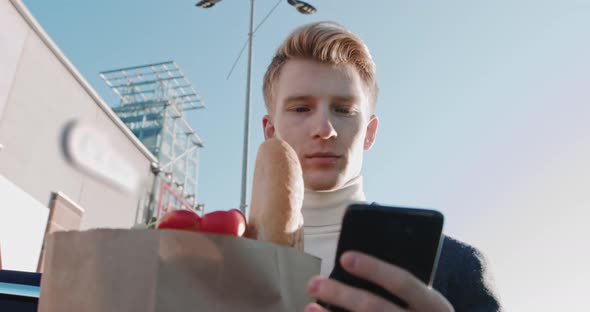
[{"xmin": 261, "ymin": 21, "xmax": 501, "ymax": 312}]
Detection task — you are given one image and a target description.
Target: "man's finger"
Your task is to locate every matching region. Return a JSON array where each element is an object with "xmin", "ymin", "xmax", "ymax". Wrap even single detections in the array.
[
  {"xmin": 304, "ymin": 302, "xmax": 330, "ymax": 312},
  {"xmin": 339, "ymin": 251, "xmax": 432, "ymax": 308},
  {"xmin": 307, "ymin": 276, "xmax": 404, "ymax": 312}
]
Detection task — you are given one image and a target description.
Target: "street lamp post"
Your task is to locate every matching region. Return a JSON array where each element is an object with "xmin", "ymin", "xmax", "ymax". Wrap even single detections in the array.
[
  {"xmin": 240, "ymin": 0, "xmax": 255, "ymax": 216},
  {"xmin": 196, "ymin": 0, "xmax": 316, "ymax": 215}
]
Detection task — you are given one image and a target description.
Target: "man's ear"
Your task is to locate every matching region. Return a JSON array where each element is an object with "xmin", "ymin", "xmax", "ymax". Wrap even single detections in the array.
[
  {"xmin": 262, "ymin": 115, "xmax": 275, "ymax": 140},
  {"xmin": 363, "ymin": 115, "xmax": 379, "ymax": 150}
]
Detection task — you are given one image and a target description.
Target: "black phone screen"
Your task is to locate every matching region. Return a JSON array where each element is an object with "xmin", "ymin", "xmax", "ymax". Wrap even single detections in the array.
[{"xmin": 324, "ymin": 204, "xmax": 444, "ymax": 311}]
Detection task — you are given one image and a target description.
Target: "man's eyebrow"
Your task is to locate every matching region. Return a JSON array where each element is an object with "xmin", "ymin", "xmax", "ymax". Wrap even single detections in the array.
[
  {"xmin": 284, "ymin": 95, "xmax": 360, "ymax": 103},
  {"xmin": 283, "ymin": 95, "xmax": 315, "ymax": 104},
  {"xmin": 332, "ymin": 95, "xmax": 360, "ymax": 103}
]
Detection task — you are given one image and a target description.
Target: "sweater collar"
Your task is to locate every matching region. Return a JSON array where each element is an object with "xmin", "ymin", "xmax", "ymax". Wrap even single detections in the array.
[{"xmin": 302, "ymin": 176, "xmax": 366, "ymax": 227}]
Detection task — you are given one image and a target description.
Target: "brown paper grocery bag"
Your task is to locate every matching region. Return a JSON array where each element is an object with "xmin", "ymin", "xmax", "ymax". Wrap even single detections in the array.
[{"xmin": 38, "ymin": 229, "xmax": 320, "ymax": 311}]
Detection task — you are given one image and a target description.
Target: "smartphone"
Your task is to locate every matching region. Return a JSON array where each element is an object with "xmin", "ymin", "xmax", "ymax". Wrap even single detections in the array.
[{"xmin": 322, "ymin": 204, "xmax": 444, "ymax": 311}]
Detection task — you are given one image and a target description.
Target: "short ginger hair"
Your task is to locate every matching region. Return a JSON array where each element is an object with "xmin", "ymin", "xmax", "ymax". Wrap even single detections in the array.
[{"xmin": 262, "ymin": 21, "xmax": 378, "ymax": 112}]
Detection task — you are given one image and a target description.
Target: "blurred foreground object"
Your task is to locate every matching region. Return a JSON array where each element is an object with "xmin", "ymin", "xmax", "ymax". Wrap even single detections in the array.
[{"xmin": 63, "ymin": 121, "xmax": 141, "ymax": 195}]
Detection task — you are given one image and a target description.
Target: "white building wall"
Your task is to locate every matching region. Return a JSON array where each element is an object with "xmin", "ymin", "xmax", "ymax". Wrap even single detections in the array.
[
  {"xmin": 0, "ymin": 0, "xmax": 29, "ymax": 120},
  {"xmin": 0, "ymin": 0, "xmax": 156, "ymax": 231}
]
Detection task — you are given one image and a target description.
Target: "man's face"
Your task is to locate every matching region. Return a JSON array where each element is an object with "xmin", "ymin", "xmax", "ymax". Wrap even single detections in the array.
[{"xmin": 263, "ymin": 59, "xmax": 378, "ymax": 191}]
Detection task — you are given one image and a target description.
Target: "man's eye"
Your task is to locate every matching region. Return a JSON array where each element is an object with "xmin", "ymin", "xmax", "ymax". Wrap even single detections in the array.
[
  {"xmin": 335, "ymin": 106, "xmax": 355, "ymax": 115},
  {"xmin": 294, "ymin": 107, "xmax": 310, "ymax": 113}
]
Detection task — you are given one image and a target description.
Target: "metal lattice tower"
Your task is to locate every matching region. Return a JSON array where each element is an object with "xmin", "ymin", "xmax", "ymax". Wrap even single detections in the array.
[{"xmin": 100, "ymin": 61, "xmax": 205, "ymax": 218}]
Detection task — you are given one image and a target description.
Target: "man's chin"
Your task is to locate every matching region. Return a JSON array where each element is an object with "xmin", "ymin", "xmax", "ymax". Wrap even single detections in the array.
[{"xmin": 303, "ymin": 176, "xmax": 342, "ymax": 192}]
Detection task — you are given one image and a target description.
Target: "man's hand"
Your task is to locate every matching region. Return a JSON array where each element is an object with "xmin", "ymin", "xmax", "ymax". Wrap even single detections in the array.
[{"xmin": 305, "ymin": 251, "xmax": 454, "ymax": 312}]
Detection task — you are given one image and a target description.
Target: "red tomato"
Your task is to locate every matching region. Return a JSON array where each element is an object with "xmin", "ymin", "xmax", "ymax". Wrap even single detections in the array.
[
  {"xmin": 157, "ymin": 209, "xmax": 201, "ymax": 231},
  {"xmin": 200, "ymin": 209, "xmax": 247, "ymax": 237}
]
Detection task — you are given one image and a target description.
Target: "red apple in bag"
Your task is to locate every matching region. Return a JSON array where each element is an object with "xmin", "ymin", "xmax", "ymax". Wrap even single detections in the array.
[
  {"xmin": 200, "ymin": 209, "xmax": 247, "ymax": 237},
  {"xmin": 157, "ymin": 209, "xmax": 201, "ymax": 231}
]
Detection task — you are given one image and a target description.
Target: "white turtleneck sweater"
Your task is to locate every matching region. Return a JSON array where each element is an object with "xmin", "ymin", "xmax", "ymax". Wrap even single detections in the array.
[{"xmin": 302, "ymin": 176, "xmax": 367, "ymax": 276}]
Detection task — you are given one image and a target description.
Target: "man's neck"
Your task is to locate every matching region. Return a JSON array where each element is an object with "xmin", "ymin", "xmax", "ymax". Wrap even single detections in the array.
[{"xmin": 302, "ymin": 176, "xmax": 366, "ymax": 227}]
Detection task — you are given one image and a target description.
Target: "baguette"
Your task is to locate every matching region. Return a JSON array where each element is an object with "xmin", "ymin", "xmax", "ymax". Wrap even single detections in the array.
[{"xmin": 247, "ymin": 137, "xmax": 305, "ymax": 251}]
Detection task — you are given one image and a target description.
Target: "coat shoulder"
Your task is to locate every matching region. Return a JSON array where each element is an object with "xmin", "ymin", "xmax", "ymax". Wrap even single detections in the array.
[{"xmin": 434, "ymin": 235, "xmax": 503, "ymax": 312}]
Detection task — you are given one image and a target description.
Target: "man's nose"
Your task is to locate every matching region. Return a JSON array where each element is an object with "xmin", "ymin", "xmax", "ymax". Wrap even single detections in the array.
[{"xmin": 312, "ymin": 111, "xmax": 337, "ymax": 140}]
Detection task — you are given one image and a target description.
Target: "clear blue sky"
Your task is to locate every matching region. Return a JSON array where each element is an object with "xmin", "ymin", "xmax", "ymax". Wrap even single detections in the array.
[{"xmin": 23, "ymin": 0, "xmax": 590, "ymax": 310}]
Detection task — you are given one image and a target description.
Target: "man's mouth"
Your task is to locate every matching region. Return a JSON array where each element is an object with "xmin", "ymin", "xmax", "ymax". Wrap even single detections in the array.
[
  {"xmin": 304, "ymin": 153, "xmax": 341, "ymax": 165},
  {"xmin": 305, "ymin": 152, "xmax": 341, "ymax": 159}
]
